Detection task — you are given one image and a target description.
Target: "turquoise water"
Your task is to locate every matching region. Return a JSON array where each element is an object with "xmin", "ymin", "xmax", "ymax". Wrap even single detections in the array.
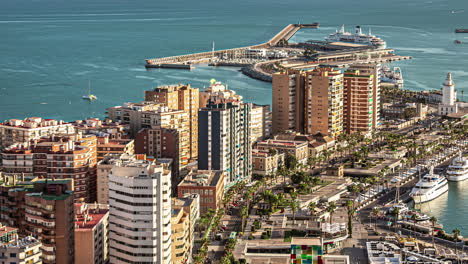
[{"xmin": 1, "ymin": 0, "xmax": 468, "ymax": 233}]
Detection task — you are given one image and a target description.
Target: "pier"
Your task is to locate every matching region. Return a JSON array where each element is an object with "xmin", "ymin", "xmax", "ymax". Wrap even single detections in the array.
[
  {"xmin": 144, "ymin": 23, "xmax": 412, "ymax": 83},
  {"xmin": 145, "ymin": 24, "xmax": 314, "ymax": 68}
]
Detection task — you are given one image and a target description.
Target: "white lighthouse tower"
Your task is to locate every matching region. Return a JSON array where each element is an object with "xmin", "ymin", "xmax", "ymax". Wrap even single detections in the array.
[{"xmin": 438, "ymin": 72, "xmax": 458, "ymax": 116}]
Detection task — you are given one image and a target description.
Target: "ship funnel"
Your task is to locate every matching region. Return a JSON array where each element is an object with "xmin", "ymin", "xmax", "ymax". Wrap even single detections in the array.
[{"xmin": 356, "ymin": 25, "xmax": 362, "ymax": 34}]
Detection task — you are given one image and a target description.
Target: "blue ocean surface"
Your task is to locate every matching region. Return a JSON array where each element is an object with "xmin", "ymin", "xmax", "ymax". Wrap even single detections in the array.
[{"xmin": 1, "ymin": 0, "xmax": 468, "ymax": 234}]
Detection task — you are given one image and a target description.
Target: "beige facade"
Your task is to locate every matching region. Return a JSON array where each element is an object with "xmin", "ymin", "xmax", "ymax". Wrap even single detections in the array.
[
  {"xmin": 145, "ymin": 84, "xmax": 199, "ymax": 160},
  {"xmin": 172, "ymin": 195, "xmax": 199, "ymax": 264},
  {"xmin": 249, "ymin": 104, "xmax": 272, "ymax": 145},
  {"xmin": 304, "ymin": 68, "xmax": 344, "ymax": 138},
  {"xmin": 252, "ymin": 149, "xmax": 285, "ymax": 176},
  {"xmin": 0, "ymin": 117, "xmax": 75, "ymax": 149},
  {"xmin": 0, "ymin": 229, "xmax": 42, "ymax": 264},
  {"xmin": 272, "ymin": 68, "xmax": 344, "ymax": 138},
  {"xmin": 96, "ymin": 135, "xmax": 134, "ymax": 161},
  {"xmin": 107, "ymin": 103, "xmax": 191, "ymax": 168},
  {"xmin": 256, "ymin": 139, "xmax": 308, "ymax": 165}
]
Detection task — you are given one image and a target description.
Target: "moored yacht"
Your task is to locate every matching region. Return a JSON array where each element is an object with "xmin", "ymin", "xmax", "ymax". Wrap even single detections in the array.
[
  {"xmin": 410, "ymin": 167, "xmax": 448, "ymax": 204},
  {"xmin": 447, "ymin": 152, "xmax": 468, "ymax": 181}
]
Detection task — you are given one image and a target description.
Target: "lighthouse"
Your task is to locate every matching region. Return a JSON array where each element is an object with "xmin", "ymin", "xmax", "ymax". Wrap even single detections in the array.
[{"xmin": 438, "ymin": 72, "xmax": 458, "ymax": 116}]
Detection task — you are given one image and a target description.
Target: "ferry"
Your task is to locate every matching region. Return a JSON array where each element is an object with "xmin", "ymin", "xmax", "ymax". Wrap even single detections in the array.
[
  {"xmin": 326, "ymin": 25, "xmax": 387, "ymax": 49},
  {"xmin": 446, "ymin": 152, "xmax": 468, "ymax": 182},
  {"xmin": 381, "ymin": 66, "xmax": 403, "ymax": 87},
  {"xmin": 410, "ymin": 167, "xmax": 448, "ymax": 204}
]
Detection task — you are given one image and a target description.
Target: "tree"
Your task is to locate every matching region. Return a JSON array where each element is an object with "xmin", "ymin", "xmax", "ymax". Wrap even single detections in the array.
[
  {"xmin": 410, "ymin": 214, "xmax": 417, "ymax": 238},
  {"xmin": 240, "ymin": 205, "xmax": 248, "ymax": 233},
  {"xmin": 392, "ymin": 208, "xmax": 400, "ymax": 231},
  {"xmin": 308, "ymin": 201, "xmax": 316, "ymax": 217},
  {"xmin": 327, "ymin": 202, "xmax": 337, "ymax": 225},
  {"xmin": 429, "ymin": 216, "xmax": 437, "ymax": 249},
  {"xmin": 290, "ymin": 198, "xmax": 299, "ymax": 223},
  {"xmin": 346, "ymin": 200, "xmax": 355, "ymax": 237},
  {"xmin": 371, "ymin": 207, "xmax": 380, "ymax": 230},
  {"xmin": 303, "ymin": 48, "xmax": 317, "ymax": 58},
  {"xmin": 285, "ymin": 154, "xmax": 298, "ymax": 171},
  {"xmin": 452, "ymin": 228, "xmax": 461, "ymax": 263}
]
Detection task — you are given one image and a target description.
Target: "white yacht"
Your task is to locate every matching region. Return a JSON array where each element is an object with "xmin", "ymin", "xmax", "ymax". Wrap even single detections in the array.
[
  {"xmin": 447, "ymin": 152, "xmax": 468, "ymax": 181},
  {"xmin": 381, "ymin": 66, "xmax": 404, "ymax": 87},
  {"xmin": 410, "ymin": 167, "xmax": 448, "ymax": 204},
  {"xmin": 325, "ymin": 25, "xmax": 387, "ymax": 49}
]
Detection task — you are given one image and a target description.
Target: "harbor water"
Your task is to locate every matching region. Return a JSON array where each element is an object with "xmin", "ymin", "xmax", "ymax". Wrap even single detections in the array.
[{"xmin": 1, "ymin": 0, "xmax": 468, "ymax": 234}]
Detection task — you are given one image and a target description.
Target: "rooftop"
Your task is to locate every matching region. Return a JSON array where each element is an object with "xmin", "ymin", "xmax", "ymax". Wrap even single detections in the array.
[
  {"xmin": 179, "ymin": 170, "xmax": 223, "ymax": 187},
  {"xmin": 0, "ymin": 117, "xmax": 70, "ymax": 129},
  {"xmin": 75, "ymin": 203, "xmax": 109, "ymax": 230},
  {"xmin": 0, "ymin": 236, "xmax": 41, "ymax": 249}
]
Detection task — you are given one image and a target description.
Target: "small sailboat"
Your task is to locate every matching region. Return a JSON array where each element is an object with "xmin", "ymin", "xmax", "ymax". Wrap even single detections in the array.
[{"xmin": 82, "ymin": 80, "xmax": 97, "ymax": 101}]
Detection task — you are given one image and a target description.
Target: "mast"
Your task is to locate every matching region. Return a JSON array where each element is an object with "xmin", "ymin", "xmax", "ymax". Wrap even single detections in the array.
[
  {"xmin": 212, "ymin": 41, "xmax": 215, "ymax": 61},
  {"xmin": 88, "ymin": 80, "xmax": 91, "ymax": 95}
]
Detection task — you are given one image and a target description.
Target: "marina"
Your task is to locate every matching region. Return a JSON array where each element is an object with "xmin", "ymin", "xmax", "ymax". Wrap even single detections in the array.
[{"xmin": 144, "ymin": 23, "xmax": 412, "ymax": 82}]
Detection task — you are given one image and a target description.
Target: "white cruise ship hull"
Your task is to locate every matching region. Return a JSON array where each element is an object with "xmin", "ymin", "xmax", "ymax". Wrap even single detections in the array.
[
  {"xmin": 411, "ymin": 182, "xmax": 449, "ymax": 204},
  {"xmin": 447, "ymin": 174, "xmax": 468, "ymax": 182}
]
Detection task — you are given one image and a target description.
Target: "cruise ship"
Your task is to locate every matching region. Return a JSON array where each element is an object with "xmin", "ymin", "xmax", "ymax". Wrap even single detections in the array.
[
  {"xmin": 326, "ymin": 25, "xmax": 387, "ymax": 49},
  {"xmin": 410, "ymin": 167, "xmax": 448, "ymax": 204},
  {"xmin": 447, "ymin": 152, "xmax": 468, "ymax": 181}
]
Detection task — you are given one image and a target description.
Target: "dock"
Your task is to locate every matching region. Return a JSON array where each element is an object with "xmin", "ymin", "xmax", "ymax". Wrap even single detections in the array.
[{"xmin": 145, "ymin": 24, "xmax": 313, "ymax": 68}]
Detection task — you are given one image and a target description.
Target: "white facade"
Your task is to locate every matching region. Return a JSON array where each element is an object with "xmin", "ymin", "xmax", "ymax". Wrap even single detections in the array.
[
  {"xmin": 108, "ymin": 158, "xmax": 172, "ymax": 264},
  {"xmin": 0, "ymin": 118, "xmax": 74, "ymax": 149},
  {"xmin": 438, "ymin": 72, "xmax": 459, "ymax": 116},
  {"xmin": 0, "ymin": 236, "xmax": 42, "ymax": 264}
]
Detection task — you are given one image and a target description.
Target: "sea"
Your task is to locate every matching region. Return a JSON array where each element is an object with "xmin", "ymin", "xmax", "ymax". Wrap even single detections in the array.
[{"xmin": 1, "ymin": 0, "xmax": 468, "ymax": 234}]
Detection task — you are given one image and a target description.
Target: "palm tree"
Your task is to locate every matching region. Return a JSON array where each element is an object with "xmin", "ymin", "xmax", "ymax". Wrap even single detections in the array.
[
  {"xmin": 290, "ymin": 199, "xmax": 299, "ymax": 223},
  {"xmin": 346, "ymin": 200, "xmax": 355, "ymax": 237},
  {"xmin": 392, "ymin": 208, "xmax": 400, "ymax": 231},
  {"xmin": 429, "ymin": 216, "xmax": 437, "ymax": 249},
  {"xmin": 327, "ymin": 202, "xmax": 337, "ymax": 225},
  {"xmin": 410, "ymin": 214, "xmax": 417, "ymax": 238},
  {"xmin": 308, "ymin": 201, "xmax": 316, "ymax": 217},
  {"xmin": 240, "ymin": 205, "xmax": 248, "ymax": 233},
  {"xmin": 452, "ymin": 228, "xmax": 461, "ymax": 263},
  {"xmin": 372, "ymin": 207, "xmax": 380, "ymax": 230}
]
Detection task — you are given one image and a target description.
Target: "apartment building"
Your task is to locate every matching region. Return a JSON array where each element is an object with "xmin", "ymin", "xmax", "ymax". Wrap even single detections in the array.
[
  {"xmin": 272, "ymin": 69, "xmax": 304, "ymax": 134},
  {"xmin": 96, "ymin": 135, "xmax": 134, "ymax": 161},
  {"xmin": 252, "ymin": 149, "xmax": 285, "ymax": 176},
  {"xmin": 74, "ymin": 203, "xmax": 109, "ymax": 264},
  {"xmin": 72, "ymin": 118, "xmax": 131, "ymax": 139},
  {"xmin": 1, "ymin": 134, "xmax": 98, "ymax": 202},
  {"xmin": 347, "ymin": 63, "xmax": 381, "ymax": 129},
  {"xmin": 0, "ymin": 225, "xmax": 42, "ymax": 264},
  {"xmin": 0, "ymin": 117, "xmax": 74, "ymax": 149},
  {"xmin": 256, "ymin": 139, "xmax": 309, "ymax": 165},
  {"xmin": 249, "ymin": 104, "xmax": 272, "ymax": 144},
  {"xmin": 171, "ymin": 195, "xmax": 199, "ymax": 264},
  {"xmin": 199, "ymin": 81, "xmax": 243, "ymax": 107},
  {"xmin": 177, "ymin": 170, "xmax": 224, "ymax": 214},
  {"xmin": 24, "ymin": 179, "xmax": 75, "ymax": 264},
  {"xmin": 272, "ymin": 68, "xmax": 344, "ymax": 138},
  {"xmin": 144, "ymin": 84, "xmax": 199, "ymax": 160},
  {"xmin": 0, "ymin": 174, "xmax": 33, "ymax": 235},
  {"xmin": 304, "ymin": 67, "xmax": 344, "ymax": 138},
  {"xmin": 198, "ymin": 102, "xmax": 251, "ymax": 187},
  {"xmin": 108, "ymin": 158, "xmax": 172, "ymax": 264}
]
